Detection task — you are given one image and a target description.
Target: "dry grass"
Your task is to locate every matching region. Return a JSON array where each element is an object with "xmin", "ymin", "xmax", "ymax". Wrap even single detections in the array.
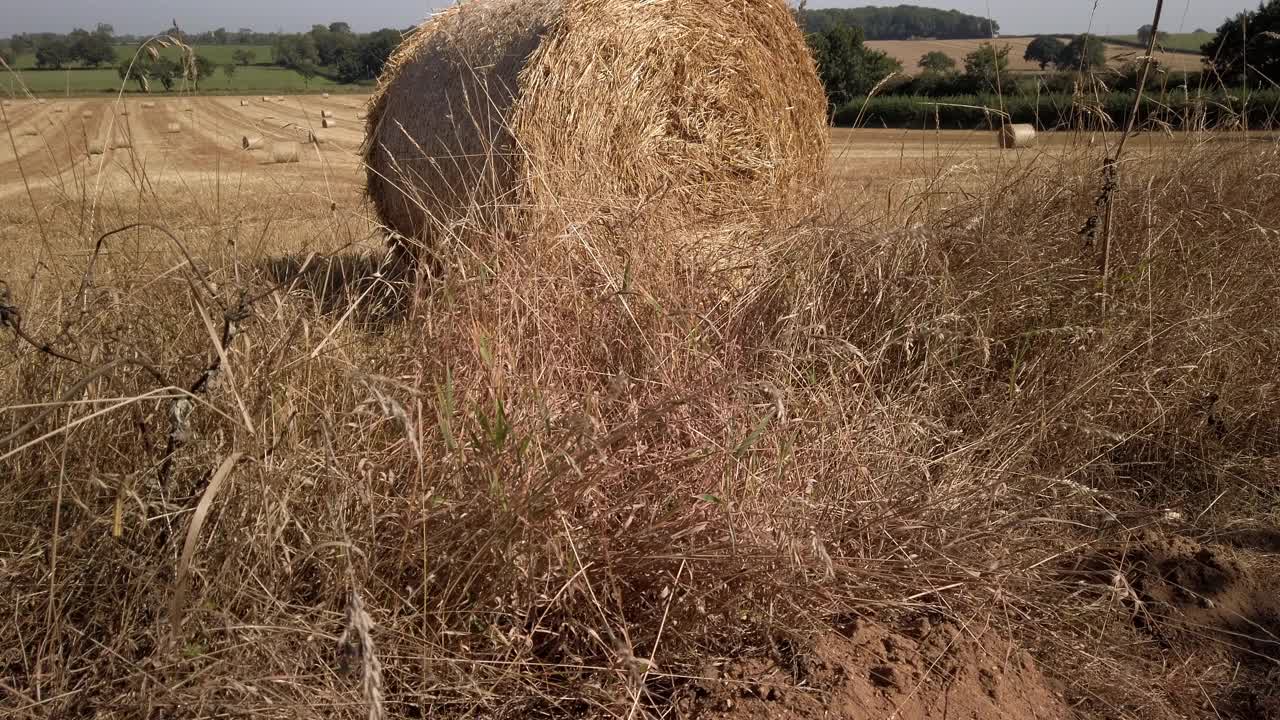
[{"xmin": 2, "ymin": 76, "xmax": 1279, "ymax": 720}]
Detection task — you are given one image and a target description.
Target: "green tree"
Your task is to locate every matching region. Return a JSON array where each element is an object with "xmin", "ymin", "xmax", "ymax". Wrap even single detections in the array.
[
  {"xmin": 11, "ymin": 35, "xmax": 35, "ymax": 57},
  {"xmin": 187, "ymin": 55, "xmax": 215, "ymax": 89},
  {"xmin": 221, "ymin": 63, "xmax": 237, "ymax": 83},
  {"xmin": 35, "ymin": 40, "xmax": 70, "ymax": 69},
  {"xmin": 69, "ymin": 29, "xmax": 115, "ymax": 67},
  {"xmin": 0, "ymin": 46, "xmax": 12, "ymax": 66},
  {"xmin": 335, "ymin": 28, "xmax": 401, "ymax": 83},
  {"xmin": 151, "ymin": 57, "xmax": 179, "ymax": 91},
  {"xmin": 808, "ymin": 25, "xmax": 902, "ymax": 106},
  {"xmin": 1058, "ymin": 34, "xmax": 1107, "ymax": 71},
  {"xmin": 963, "ymin": 42, "xmax": 1010, "ymax": 91},
  {"xmin": 329, "ymin": 22, "xmax": 352, "ymax": 34},
  {"xmin": 1202, "ymin": 1, "xmax": 1280, "ymax": 85},
  {"xmin": 1136, "ymin": 25, "xmax": 1170, "ymax": 45},
  {"xmin": 212, "ymin": 27, "xmax": 228, "ymax": 44},
  {"xmin": 232, "ymin": 48, "xmax": 256, "ymax": 66},
  {"xmin": 117, "ymin": 58, "xmax": 150, "ymax": 91},
  {"xmin": 1024, "ymin": 35, "xmax": 1066, "ymax": 70},
  {"xmin": 918, "ymin": 50, "xmax": 956, "ymax": 73}
]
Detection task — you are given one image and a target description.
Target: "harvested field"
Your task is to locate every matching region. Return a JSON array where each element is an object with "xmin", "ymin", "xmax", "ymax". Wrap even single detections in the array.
[
  {"xmin": 867, "ymin": 36, "xmax": 1204, "ymax": 73},
  {"xmin": 2, "ymin": 90, "xmax": 1278, "ymax": 720}
]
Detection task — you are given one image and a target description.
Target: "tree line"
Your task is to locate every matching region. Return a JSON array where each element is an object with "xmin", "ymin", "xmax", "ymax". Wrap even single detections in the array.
[
  {"xmin": 803, "ymin": 6, "xmax": 997, "ymax": 40},
  {"xmin": 2, "ymin": 22, "xmax": 406, "ymax": 89}
]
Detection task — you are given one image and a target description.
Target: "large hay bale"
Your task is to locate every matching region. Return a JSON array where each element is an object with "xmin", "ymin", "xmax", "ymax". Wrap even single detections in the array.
[
  {"xmin": 999, "ymin": 124, "xmax": 1037, "ymax": 149},
  {"xmin": 242, "ymin": 135, "xmax": 264, "ymax": 150},
  {"xmin": 271, "ymin": 142, "xmax": 300, "ymax": 163},
  {"xmin": 241, "ymin": 99, "xmax": 250, "ymax": 106},
  {"xmin": 364, "ymin": 0, "xmax": 827, "ymax": 252},
  {"xmin": 320, "ymin": 109, "xmax": 334, "ymax": 118},
  {"xmin": 321, "ymin": 117, "xmax": 337, "ymax": 129}
]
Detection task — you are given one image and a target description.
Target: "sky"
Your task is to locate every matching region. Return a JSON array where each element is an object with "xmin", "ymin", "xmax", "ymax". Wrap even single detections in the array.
[{"xmin": 4, "ymin": 1, "xmax": 1259, "ymax": 38}]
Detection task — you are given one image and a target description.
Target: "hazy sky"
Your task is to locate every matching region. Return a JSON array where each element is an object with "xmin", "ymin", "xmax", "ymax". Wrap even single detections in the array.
[{"xmin": 5, "ymin": 1, "xmax": 1256, "ymax": 38}]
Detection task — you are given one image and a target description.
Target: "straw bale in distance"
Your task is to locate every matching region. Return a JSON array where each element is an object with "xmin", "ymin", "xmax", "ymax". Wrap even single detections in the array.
[
  {"xmin": 241, "ymin": 99, "xmax": 250, "ymax": 106},
  {"xmin": 165, "ymin": 122, "xmax": 182, "ymax": 134},
  {"xmin": 999, "ymin": 124, "xmax": 1037, "ymax": 149},
  {"xmin": 81, "ymin": 110, "xmax": 94, "ymax": 119},
  {"xmin": 87, "ymin": 139, "xmax": 104, "ymax": 155},
  {"xmin": 242, "ymin": 135, "xmax": 264, "ymax": 150},
  {"xmin": 364, "ymin": 0, "xmax": 828, "ymax": 255},
  {"xmin": 321, "ymin": 110, "xmax": 334, "ymax": 118},
  {"xmin": 141, "ymin": 101, "xmax": 156, "ymax": 109},
  {"xmin": 109, "ymin": 135, "xmax": 131, "ymax": 149},
  {"xmin": 321, "ymin": 117, "xmax": 337, "ymax": 128},
  {"xmin": 271, "ymin": 142, "xmax": 300, "ymax": 163}
]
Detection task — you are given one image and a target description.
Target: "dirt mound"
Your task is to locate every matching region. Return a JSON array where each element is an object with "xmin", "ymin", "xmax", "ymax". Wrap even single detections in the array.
[
  {"xmin": 1122, "ymin": 533, "xmax": 1280, "ymax": 646},
  {"xmin": 1102, "ymin": 532, "xmax": 1280, "ymax": 716},
  {"xmin": 684, "ymin": 616, "xmax": 1067, "ymax": 720}
]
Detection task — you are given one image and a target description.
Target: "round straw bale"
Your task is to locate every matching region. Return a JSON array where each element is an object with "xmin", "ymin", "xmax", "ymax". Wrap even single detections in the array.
[
  {"xmin": 165, "ymin": 122, "xmax": 182, "ymax": 134},
  {"xmin": 37, "ymin": 98, "xmax": 47, "ymax": 104},
  {"xmin": 81, "ymin": 110, "xmax": 94, "ymax": 119},
  {"xmin": 309, "ymin": 131, "xmax": 327, "ymax": 145},
  {"xmin": 141, "ymin": 101, "xmax": 156, "ymax": 109},
  {"xmin": 262, "ymin": 96, "xmax": 271, "ymax": 102},
  {"xmin": 320, "ymin": 109, "xmax": 334, "ymax": 118},
  {"xmin": 321, "ymin": 117, "xmax": 337, "ymax": 129},
  {"xmin": 999, "ymin": 123, "xmax": 1037, "ymax": 149},
  {"xmin": 242, "ymin": 135, "xmax": 264, "ymax": 150},
  {"xmin": 53, "ymin": 105, "xmax": 66, "ymax": 113},
  {"xmin": 322, "ymin": 92, "xmax": 330, "ymax": 98},
  {"xmin": 363, "ymin": 0, "xmax": 827, "ymax": 252},
  {"xmin": 241, "ymin": 99, "xmax": 250, "ymax": 106},
  {"xmin": 271, "ymin": 142, "xmax": 300, "ymax": 163},
  {"xmin": 87, "ymin": 139, "xmax": 105, "ymax": 155}
]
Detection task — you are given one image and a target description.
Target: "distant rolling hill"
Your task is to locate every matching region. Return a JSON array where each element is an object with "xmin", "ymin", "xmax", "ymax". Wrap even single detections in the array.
[{"xmin": 866, "ymin": 37, "xmax": 1205, "ymax": 74}]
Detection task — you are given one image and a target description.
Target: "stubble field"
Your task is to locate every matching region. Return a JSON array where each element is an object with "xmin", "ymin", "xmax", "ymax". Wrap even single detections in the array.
[{"xmin": 2, "ymin": 94, "xmax": 1278, "ymax": 719}]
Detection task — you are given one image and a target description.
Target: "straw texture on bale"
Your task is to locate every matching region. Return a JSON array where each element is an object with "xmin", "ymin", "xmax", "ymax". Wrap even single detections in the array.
[
  {"xmin": 271, "ymin": 142, "xmax": 300, "ymax": 163},
  {"xmin": 999, "ymin": 124, "xmax": 1037, "ymax": 149},
  {"xmin": 242, "ymin": 135, "xmax": 264, "ymax": 150},
  {"xmin": 364, "ymin": 0, "xmax": 827, "ymax": 251}
]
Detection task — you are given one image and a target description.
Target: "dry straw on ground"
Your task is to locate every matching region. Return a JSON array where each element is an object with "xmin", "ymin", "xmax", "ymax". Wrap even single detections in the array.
[
  {"xmin": 1000, "ymin": 123, "xmax": 1038, "ymax": 149},
  {"xmin": 271, "ymin": 142, "xmax": 300, "ymax": 163},
  {"xmin": 364, "ymin": 0, "xmax": 828, "ymax": 256}
]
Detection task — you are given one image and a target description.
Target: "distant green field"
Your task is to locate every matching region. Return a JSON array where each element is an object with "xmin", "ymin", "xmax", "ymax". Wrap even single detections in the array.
[
  {"xmin": 1105, "ymin": 32, "xmax": 1213, "ymax": 54},
  {"xmin": 4, "ymin": 66, "xmax": 365, "ymax": 96},
  {"xmin": 7, "ymin": 45, "xmax": 276, "ymax": 71}
]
